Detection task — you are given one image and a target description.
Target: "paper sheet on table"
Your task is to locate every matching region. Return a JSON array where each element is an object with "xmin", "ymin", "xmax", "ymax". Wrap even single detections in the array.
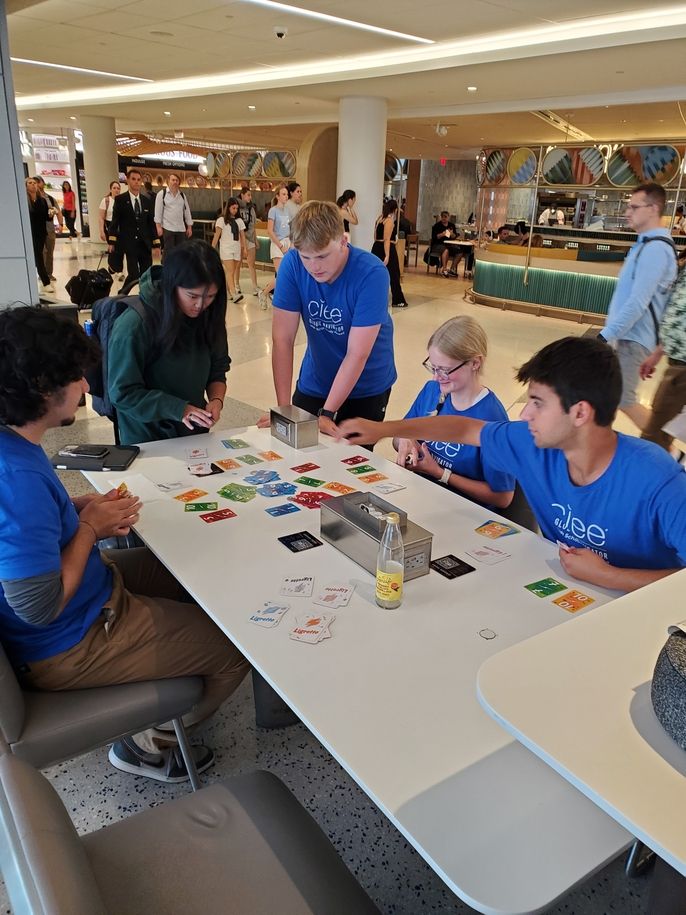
[{"xmin": 107, "ymin": 473, "xmax": 168, "ymax": 503}]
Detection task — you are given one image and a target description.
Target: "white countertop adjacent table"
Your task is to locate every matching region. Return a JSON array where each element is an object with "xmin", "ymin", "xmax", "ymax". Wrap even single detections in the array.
[
  {"xmin": 478, "ymin": 569, "xmax": 686, "ymax": 879},
  {"xmin": 85, "ymin": 428, "xmax": 631, "ymax": 915}
]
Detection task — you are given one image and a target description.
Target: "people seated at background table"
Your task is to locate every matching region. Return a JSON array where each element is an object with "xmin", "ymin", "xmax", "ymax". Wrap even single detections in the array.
[
  {"xmin": 108, "ymin": 240, "xmax": 230, "ymax": 446},
  {"xmin": 371, "ymin": 198, "xmax": 408, "ymax": 307},
  {"xmin": 394, "ymin": 316, "xmax": 514, "ymax": 510},
  {"xmin": 430, "ymin": 211, "xmax": 459, "ymax": 276},
  {"xmin": 0, "ymin": 307, "xmax": 249, "ymax": 783},
  {"xmin": 256, "ymin": 200, "xmax": 396, "ymax": 438},
  {"xmin": 338, "ymin": 336, "xmax": 686, "ymax": 593}
]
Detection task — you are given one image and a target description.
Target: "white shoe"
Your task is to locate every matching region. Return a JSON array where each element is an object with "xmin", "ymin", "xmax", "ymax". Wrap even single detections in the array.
[
  {"xmin": 253, "ymin": 287, "xmax": 261, "ymax": 296},
  {"xmin": 41, "ymin": 283, "xmax": 55, "ymax": 293},
  {"xmin": 233, "ymin": 293, "xmax": 244, "ymax": 303},
  {"xmin": 258, "ymin": 289, "xmax": 270, "ymax": 310},
  {"xmin": 236, "ymin": 286, "xmax": 242, "ymax": 294}
]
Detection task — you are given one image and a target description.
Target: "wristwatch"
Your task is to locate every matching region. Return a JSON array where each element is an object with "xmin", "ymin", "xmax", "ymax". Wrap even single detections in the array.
[
  {"xmin": 439, "ymin": 467, "xmax": 452, "ymax": 485},
  {"xmin": 318, "ymin": 408, "xmax": 337, "ymax": 421}
]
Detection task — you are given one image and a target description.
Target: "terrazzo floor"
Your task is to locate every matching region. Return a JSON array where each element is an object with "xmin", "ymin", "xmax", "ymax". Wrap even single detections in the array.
[{"xmin": 0, "ymin": 238, "xmax": 669, "ymax": 914}]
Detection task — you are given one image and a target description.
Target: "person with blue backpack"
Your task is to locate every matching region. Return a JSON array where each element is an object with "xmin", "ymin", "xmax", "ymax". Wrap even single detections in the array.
[{"xmin": 107, "ymin": 240, "xmax": 230, "ymax": 446}]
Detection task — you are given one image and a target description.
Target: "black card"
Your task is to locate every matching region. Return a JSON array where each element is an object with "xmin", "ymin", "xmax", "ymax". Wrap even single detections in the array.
[
  {"xmin": 188, "ymin": 462, "xmax": 225, "ymax": 477},
  {"xmin": 430, "ymin": 554, "xmax": 475, "ymax": 579},
  {"xmin": 277, "ymin": 531, "xmax": 323, "ymax": 553}
]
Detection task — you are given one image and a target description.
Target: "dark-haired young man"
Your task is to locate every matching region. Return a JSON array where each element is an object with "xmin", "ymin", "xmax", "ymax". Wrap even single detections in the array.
[
  {"xmin": 108, "ymin": 168, "xmax": 160, "ymax": 288},
  {"xmin": 338, "ymin": 336, "xmax": 686, "ymax": 592},
  {"xmin": 0, "ymin": 308, "xmax": 248, "ymax": 782},
  {"xmin": 599, "ymin": 182, "xmax": 678, "ymax": 431}
]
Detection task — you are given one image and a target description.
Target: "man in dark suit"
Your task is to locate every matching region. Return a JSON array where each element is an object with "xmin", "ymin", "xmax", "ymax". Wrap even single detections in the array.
[{"xmin": 107, "ymin": 169, "xmax": 160, "ymax": 287}]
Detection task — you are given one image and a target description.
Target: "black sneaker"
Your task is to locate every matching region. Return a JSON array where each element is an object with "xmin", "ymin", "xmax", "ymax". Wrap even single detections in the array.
[{"xmin": 108, "ymin": 735, "xmax": 215, "ymax": 783}]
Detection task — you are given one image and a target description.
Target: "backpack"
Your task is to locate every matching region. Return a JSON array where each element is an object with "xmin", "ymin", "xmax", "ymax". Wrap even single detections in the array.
[
  {"xmin": 85, "ymin": 295, "xmax": 148, "ymax": 420},
  {"xmin": 630, "ymin": 235, "xmax": 678, "ymax": 345}
]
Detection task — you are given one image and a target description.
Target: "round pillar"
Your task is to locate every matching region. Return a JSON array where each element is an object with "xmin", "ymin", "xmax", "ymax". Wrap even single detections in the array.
[
  {"xmin": 337, "ymin": 96, "xmax": 387, "ymax": 250},
  {"xmin": 80, "ymin": 115, "xmax": 119, "ymax": 248}
]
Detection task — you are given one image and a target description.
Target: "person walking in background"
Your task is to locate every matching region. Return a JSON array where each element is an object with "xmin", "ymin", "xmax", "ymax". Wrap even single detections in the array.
[
  {"xmin": 285, "ymin": 181, "xmax": 303, "ymax": 222},
  {"xmin": 212, "ymin": 197, "xmax": 247, "ymax": 303},
  {"xmin": 259, "ymin": 184, "xmax": 290, "ymax": 310},
  {"xmin": 237, "ymin": 186, "xmax": 260, "ymax": 297},
  {"xmin": 25, "ymin": 177, "xmax": 53, "ymax": 293},
  {"xmin": 154, "ymin": 173, "xmax": 193, "ymax": 255},
  {"xmin": 371, "ymin": 198, "xmax": 408, "ymax": 308},
  {"xmin": 35, "ymin": 176, "xmax": 63, "ymax": 283},
  {"xmin": 107, "ymin": 240, "xmax": 230, "ymax": 447},
  {"xmin": 99, "ymin": 180, "xmax": 124, "ymax": 279},
  {"xmin": 108, "ymin": 168, "xmax": 160, "ymax": 289},
  {"xmin": 61, "ymin": 180, "xmax": 78, "ymax": 239},
  {"xmin": 337, "ymin": 189, "xmax": 358, "ymax": 240}
]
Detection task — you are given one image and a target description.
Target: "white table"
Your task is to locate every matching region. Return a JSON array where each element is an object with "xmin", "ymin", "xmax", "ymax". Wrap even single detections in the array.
[
  {"xmin": 478, "ymin": 570, "xmax": 686, "ymax": 880},
  {"xmin": 86, "ymin": 429, "xmax": 631, "ymax": 915}
]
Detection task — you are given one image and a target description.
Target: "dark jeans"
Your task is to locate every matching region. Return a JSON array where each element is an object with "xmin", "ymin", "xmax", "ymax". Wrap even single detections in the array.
[
  {"xmin": 32, "ymin": 230, "xmax": 50, "ymax": 286},
  {"xmin": 121, "ymin": 240, "xmax": 152, "ymax": 287},
  {"xmin": 62, "ymin": 209, "xmax": 78, "ymax": 237},
  {"xmin": 162, "ymin": 230, "xmax": 187, "ymax": 257},
  {"xmin": 293, "ymin": 386, "xmax": 392, "ymax": 452}
]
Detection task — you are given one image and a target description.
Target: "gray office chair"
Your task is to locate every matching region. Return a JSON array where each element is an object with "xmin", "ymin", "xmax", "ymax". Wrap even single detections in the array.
[
  {"xmin": 0, "ymin": 741, "xmax": 381, "ymax": 915},
  {"xmin": 0, "ymin": 641, "xmax": 204, "ymax": 789}
]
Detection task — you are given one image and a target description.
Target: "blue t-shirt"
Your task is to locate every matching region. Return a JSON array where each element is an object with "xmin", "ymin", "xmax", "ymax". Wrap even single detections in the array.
[
  {"xmin": 405, "ymin": 383, "xmax": 514, "ymax": 499},
  {"xmin": 0, "ymin": 428, "xmax": 112, "ymax": 665},
  {"xmin": 268, "ymin": 205, "xmax": 290, "ymax": 240},
  {"xmin": 273, "ymin": 245, "xmax": 397, "ymax": 399},
  {"xmin": 480, "ymin": 421, "xmax": 686, "ymax": 569}
]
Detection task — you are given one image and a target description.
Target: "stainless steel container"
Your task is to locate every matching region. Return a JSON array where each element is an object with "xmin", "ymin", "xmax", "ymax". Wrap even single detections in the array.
[
  {"xmin": 320, "ymin": 492, "xmax": 432, "ymax": 581},
  {"xmin": 270, "ymin": 405, "xmax": 319, "ymax": 450}
]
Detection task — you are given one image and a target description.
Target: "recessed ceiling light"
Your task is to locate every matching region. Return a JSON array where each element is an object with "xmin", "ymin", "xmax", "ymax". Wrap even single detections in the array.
[
  {"xmin": 241, "ymin": 0, "xmax": 432, "ymax": 43},
  {"xmin": 10, "ymin": 57, "xmax": 153, "ymax": 82},
  {"xmin": 201, "ymin": 108, "xmax": 207, "ymax": 112},
  {"xmin": 467, "ymin": 86, "xmax": 477, "ymax": 92},
  {"xmin": 27, "ymin": 117, "xmax": 34, "ymax": 122},
  {"xmin": 248, "ymin": 104, "xmax": 256, "ymax": 110},
  {"xmin": 163, "ymin": 110, "xmax": 171, "ymax": 116},
  {"xmin": 69, "ymin": 116, "xmax": 77, "ymax": 120}
]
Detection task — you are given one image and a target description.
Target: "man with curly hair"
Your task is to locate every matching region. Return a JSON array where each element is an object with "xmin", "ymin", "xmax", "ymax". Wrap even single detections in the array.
[{"xmin": 0, "ymin": 308, "xmax": 248, "ymax": 782}]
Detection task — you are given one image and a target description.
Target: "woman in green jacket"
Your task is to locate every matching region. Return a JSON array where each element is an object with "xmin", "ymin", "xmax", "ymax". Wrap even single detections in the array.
[{"xmin": 108, "ymin": 240, "xmax": 230, "ymax": 445}]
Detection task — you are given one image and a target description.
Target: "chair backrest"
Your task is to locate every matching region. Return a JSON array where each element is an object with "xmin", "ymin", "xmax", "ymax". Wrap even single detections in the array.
[
  {"xmin": 0, "ymin": 642, "xmax": 25, "ymax": 745},
  {"xmin": 0, "ymin": 750, "xmax": 107, "ymax": 914},
  {"xmin": 498, "ymin": 483, "xmax": 540, "ymax": 535}
]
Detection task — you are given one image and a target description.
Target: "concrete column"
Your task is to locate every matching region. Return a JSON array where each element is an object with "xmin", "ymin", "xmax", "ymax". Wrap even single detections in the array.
[
  {"xmin": 80, "ymin": 115, "xmax": 118, "ymax": 248},
  {"xmin": 337, "ymin": 96, "xmax": 387, "ymax": 250},
  {"xmin": 0, "ymin": 6, "xmax": 37, "ymax": 305}
]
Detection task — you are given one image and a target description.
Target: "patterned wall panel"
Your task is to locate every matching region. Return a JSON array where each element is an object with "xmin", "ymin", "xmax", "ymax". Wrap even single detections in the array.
[
  {"xmin": 541, "ymin": 147, "xmax": 604, "ymax": 185},
  {"xmin": 607, "ymin": 145, "xmax": 681, "ymax": 186}
]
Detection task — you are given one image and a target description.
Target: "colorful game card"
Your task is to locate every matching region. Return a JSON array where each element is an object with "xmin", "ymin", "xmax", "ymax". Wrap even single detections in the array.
[
  {"xmin": 341, "ymin": 455, "xmax": 368, "ymax": 466},
  {"xmin": 259, "ymin": 451, "xmax": 283, "ymax": 462},
  {"xmin": 222, "ymin": 438, "xmax": 250, "ymax": 450},
  {"xmin": 288, "ymin": 491, "xmax": 334, "ymax": 509},
  {"xmin": 217, "ymin": 483, "xmax": 256, "ymax": 503},
  {"xmin": 257, "ymin": 482, "xmax": 298, "ymax": 498},
  {"xmin": 185, "ymin": 446, "xmax": 208, "ymax": 461},
  {"xmin": 475, "ymin": 520, "xmax": 520, "ymax": 539},
  {"xmin": 184, "ymin": 501, "xmax": 219, "ymax": 512},
  {"xmin": 313, "ymin": 583, "xmax": 354, "ymax": 608},
  {"xmin": 174, "ymin": 488, "xmax": 208, "ymax": 503},
  {"xmin": 236, "ymin": 454, "xmax": 263, "ymax": 465},
  {"xmin": 249, "ymin": 601, "xmax": 290, "ymax": 629},
  {"xmin": 346, "ymin": 464, "xmax": 376, "ymax": 476},
  {"xmin": 293, "ymin": 475, "xmax": 325, "ymax": 487},
  {"xmin": 358, "ymin": 472, "xmax": 388, "ymax": 484},
  {"xmin": 291, "ymin": 462, "xmax": 320, "ymax": 473},
  {"xmin": 289, "ymin": 612, "xmax": 335, "ymax": 644},
  {"xmin": 552, "ymin": 589, "xmax": 595, "ymax": 612},
  {"xmin": 323, "ymin": 481, "xmax": 357, "ymax": 495},
  {"xmin": 199, "ymin": 507, "xmax": 237, "ymax": 523},
  {"xmin": 265, "ymin": 503, "xmax": 301, "ymax": 517},
  {"xmin": 525, "ymin": 577, "xmax": 567, "ymax": 598},
  {"xmin": 214, "ymin": 458, "xmax": 241, "ymax": 471},
  {"xmin": 243, "ymin": 469, "xmax": 280, "ymax": 485}
]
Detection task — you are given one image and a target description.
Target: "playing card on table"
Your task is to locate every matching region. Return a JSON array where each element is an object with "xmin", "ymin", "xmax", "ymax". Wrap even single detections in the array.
[
  {"xmin": 184, "ymin": 501, "xmax": 219, "ymax": 512},
  {"xmin": 524, "ymin": 577, "xmax": 567, "ymax": 598},
  {"xmin": 288, "ymin": 491, "xmax": 334, "ymax": 509},
  {"xmin": 280, "ymin": 575, "xmax": 314, "ymax": 597},
  {"xmin": 257, "ymin": 482, "xmax": 297, "ymax": 497},
  {"xmin": 217, "ymin": 483, "xmax": 256, "ymax": 503},
  {"xmin": 259, "ymin": 451, "xmax": 283, "ymax": 462},
  {"xmin": 346, "ymin": 464, "xmax": 376, "ymax": 476},
  {"xmin": 243, "ymin": 469, "xmax": 280, "ymax": 485},
  {"xmin": 265, "ymin": 503, "xmax": 301, "ymax": 517},
  {"xmin": 199, "ymin": 507, "xmax": 237, "ymax": 523},
  {"xmin": 475, "ymin": 520, "xmax": 520, "ymax": 539},
  {"xmin": 323, "ymin": 481, "xmax": 357, "ymax": 495},
  {"xmin": 185, "ymin": 446, "xmax": 208, "ymax": 461},
  {"xmin": 341, "ymin": 455, "xmax": 368, "ymax": 466},
  {"xmin": 358, "ymin": 472, "xmax": 388, "ymax": 484},
  {"xmin": 214, "ymin": 458, "xmax": 241, "ymax": 471},
  {"xmin": 372, "ymin": 481, "xmax": 406, "ymax": 495},
  {"xmin": 236, "ymin": 454, "xmax": 263, "ymax": 465},
  {"xmin": 155, "ymin": 480, "xmax": 186, "ymax": 492},
  {"xmin": 465, "ymin": 544, "xmax": 511, "ymax": 565},
  {"xmin": 188, "ymin": 461, "xmax": 223, "ymax": 476},
  {"xmin": 249, "ymin": 601, "xmax": 290, "ymax": 628},
  {"xmin": 552, "ymin": 589, "xmax": 595, "ymax": 612},
  {"xmin": 293, "ymin": 475, "xmax": 325, "ymax": 487},
  {"xmin": 222, "ymin": 438, "xmax": 250, "ymax": 450},
  {"xmin": 174, "ymin": 488, "xmax": 208, "ymax": 502},
  {"xmin": 291, "ymin": 462, "xmax": 320, "ymax": 473},
  {"xmin": 289, "ymin": 612, "xmax": 335, "ymax": 643},
  {"xmin": 313, "ymin": 583, "xmax": 354, "ymax": 608}
]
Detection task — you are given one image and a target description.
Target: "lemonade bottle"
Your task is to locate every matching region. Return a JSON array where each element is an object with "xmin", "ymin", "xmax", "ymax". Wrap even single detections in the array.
[{"xmin": 375, "ymin": 512, "xmax": 404, "ymax": 609}]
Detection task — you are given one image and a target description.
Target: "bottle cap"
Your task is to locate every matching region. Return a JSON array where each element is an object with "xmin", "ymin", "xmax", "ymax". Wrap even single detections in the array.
[{"xmin": 386, "ymin": 512, "xmax": 400, "ymax": 523}]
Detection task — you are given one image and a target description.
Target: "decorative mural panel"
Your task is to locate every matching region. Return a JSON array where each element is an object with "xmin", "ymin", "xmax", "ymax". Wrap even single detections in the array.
[
  {"xmin": 541, "ymin": 147, "xmax": 604, "ymax": 185},
  {"xmin": 507, "ymin": 148, "xmax": 538, "ymax": 184},
  {"xmin": 232, "ymin": 152, "xmax": 263, "ymax": 178},
  {"xmin": 215, "ymin": 152, "xmax": 231, "ymax": 178},
  {"xmin": 485, "ymin": 150, "xmax": 508, "ymax": 184},
  {"xmin": 607, "ymin": 145, "xmax": 681, "ymax": 186},
  {"xmin": 384, "ymin": 153, "xmax": 401, "ymax": 182},
  {"xmin": 263, "ymin": 151, "xmax": 297, "ymax": 178},
  {"xmin": 476, "ymin": 149, "xmax": 487, "ymax": 186}
]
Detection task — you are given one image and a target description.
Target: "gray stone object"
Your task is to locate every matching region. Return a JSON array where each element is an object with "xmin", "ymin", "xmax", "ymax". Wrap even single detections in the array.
[{"xmin": 651, "ymin": 630, "xmax": 686, "ymax": 750}]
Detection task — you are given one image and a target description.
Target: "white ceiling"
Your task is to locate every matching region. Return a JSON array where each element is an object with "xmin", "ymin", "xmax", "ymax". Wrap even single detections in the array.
[{"xmin": 7, "ymin": 0, "xmax": 686, "ymax": 159}]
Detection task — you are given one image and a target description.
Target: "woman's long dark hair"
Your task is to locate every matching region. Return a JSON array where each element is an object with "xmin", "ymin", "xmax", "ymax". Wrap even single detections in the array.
[
  {"xmin": 381, "ymin": 199, "xmax": 398, "ymax": 219},
  {"xmin": 152, "ymin": 240, "xmax": 227, "ymax": 353},
  {"xmin": 337, "ymin": 189, "xmax": 356, "ymax": 207},
  {"xmin": 222, "ymin": 197, "xmax": 240, "ymax": 241}
]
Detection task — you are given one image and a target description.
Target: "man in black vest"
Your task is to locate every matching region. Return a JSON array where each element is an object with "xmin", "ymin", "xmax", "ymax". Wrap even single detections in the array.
[{"xmin": 108, "ymin": 169, "xmax": 160, "ymax": 288}]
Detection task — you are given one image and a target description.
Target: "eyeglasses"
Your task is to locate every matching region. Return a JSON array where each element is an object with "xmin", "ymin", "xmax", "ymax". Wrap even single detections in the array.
[
  {"xmin": 625, "ymin": 203, "xmax": 655, "ymax": 212},
  {"xmin": 422, "ymin": 356, "xmax": 469, "ymax": 380}
]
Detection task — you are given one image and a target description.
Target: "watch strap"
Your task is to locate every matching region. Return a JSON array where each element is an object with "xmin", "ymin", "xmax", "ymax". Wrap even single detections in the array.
[
  {"xmin": 318, "ymin": 408, "xmax": 337, "ymax": 420},
  {"xmin": 439, "ymin": 467, "xmax": 452, "ymax": 485}
]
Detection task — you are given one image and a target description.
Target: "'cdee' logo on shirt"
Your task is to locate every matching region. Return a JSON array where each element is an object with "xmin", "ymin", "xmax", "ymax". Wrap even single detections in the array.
[
  {"xmin": 552, "ymin": 502, "xmax": 607, "ymax": 547},
  {"xmin": 307, "ymin": 299, "xmax": 344, "ymax": 335}
]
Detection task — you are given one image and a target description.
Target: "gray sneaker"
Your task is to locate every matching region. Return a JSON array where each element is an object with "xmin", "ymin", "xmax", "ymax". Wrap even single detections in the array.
[
  {"xmin": 108, "ymin": 735, "xmax": 214, "ymax": 784},
  {"xmin": 258, "ymin": 289, "xmax": 270, "ymax": 310},
  {"xmin": 233, "ymin": 292, "xmax": 244, "ymax": 303}
]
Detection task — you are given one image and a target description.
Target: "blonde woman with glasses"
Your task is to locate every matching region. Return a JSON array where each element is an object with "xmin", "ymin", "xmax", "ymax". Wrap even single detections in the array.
[{"xmin": 393, "ymin": 315, "xmax": 514, "ymax": 509}]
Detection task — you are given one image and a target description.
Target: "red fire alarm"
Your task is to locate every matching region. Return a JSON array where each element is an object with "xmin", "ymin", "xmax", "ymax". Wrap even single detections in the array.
[{"xmin": 440, "ymin": 157, "xmax": 447, "ymax": 166}]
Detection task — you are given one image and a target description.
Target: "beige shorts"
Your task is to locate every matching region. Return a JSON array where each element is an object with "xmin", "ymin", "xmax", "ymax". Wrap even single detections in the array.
[
  {"xmin": 616, "ymin": 339, "xmax": 650, "ymax": 407},
  {"xmin": 270, "ymin": 237, "xmax": 290, "ymax": 260}
]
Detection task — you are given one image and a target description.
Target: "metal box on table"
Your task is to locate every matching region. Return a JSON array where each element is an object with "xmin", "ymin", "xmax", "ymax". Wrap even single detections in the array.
[
  {"xmin": 270, "ymin": 406, "xmax": 319, "ymax": 450},
  {"xmin": 320, "ymin": 492, "xmax": 432, "ymax": 581}
]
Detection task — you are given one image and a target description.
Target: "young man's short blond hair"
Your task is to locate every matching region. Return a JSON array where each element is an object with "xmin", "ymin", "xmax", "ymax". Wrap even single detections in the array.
[{"xmin": 290, "ymin": 200, "xmax": 345, "ymax": 250}]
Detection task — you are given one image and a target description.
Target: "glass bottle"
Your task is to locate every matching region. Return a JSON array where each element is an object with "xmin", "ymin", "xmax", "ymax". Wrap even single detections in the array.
[{"xmin": 376, "ymin": 512, "xmax": 404, "ymax": 609}]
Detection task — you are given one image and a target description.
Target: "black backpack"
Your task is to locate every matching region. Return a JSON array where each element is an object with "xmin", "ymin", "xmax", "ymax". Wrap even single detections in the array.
[{"xmin": 85, "ymin": 295, "xmax": 147, "ymax": 420}]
